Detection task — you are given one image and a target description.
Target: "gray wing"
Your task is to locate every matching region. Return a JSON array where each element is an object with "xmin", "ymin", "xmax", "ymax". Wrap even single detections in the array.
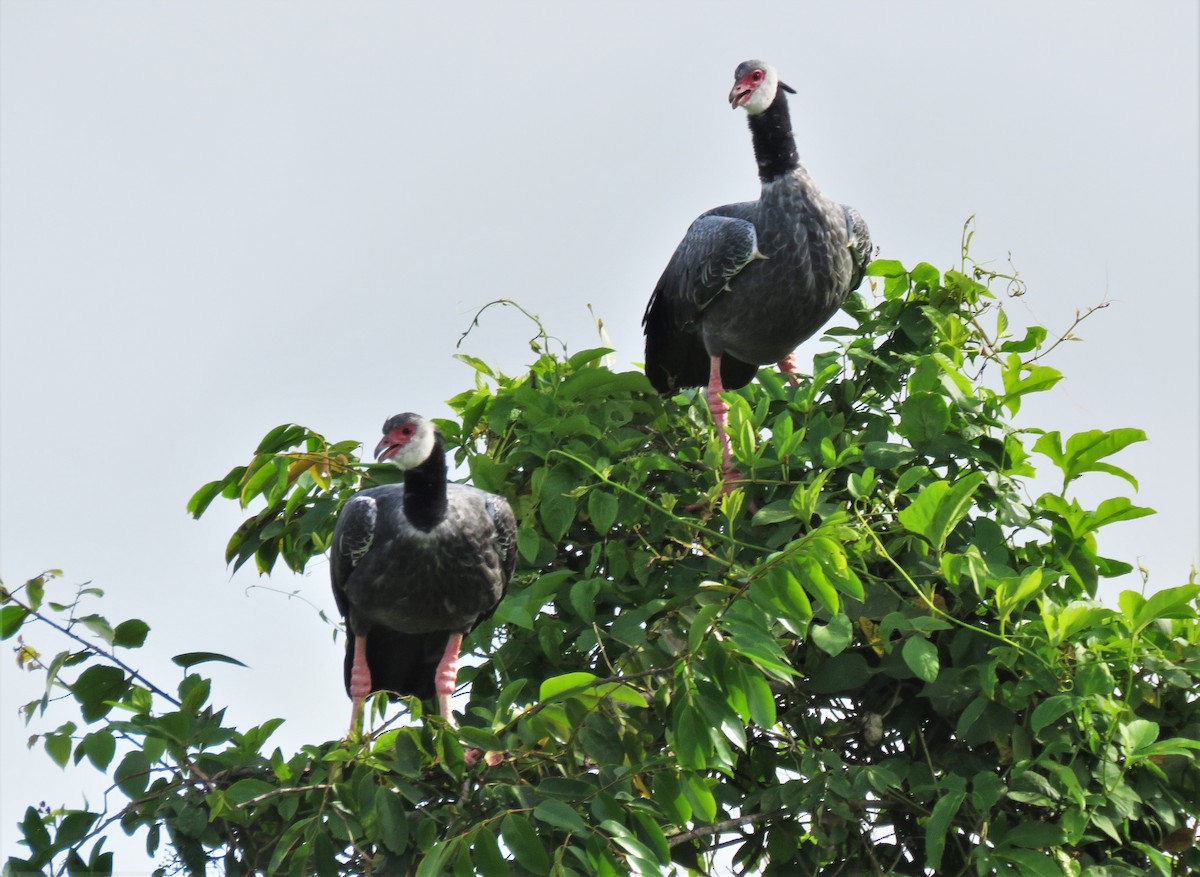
[
  {"xmin": 643, "ymin": 213, "xmax": 761, "ymax": 331},
  {"xmin": 485, "ymin": 493, "xmax": 517, "ymax": 593},
  {"xmin": 330, "ymin": 492, "xmax": 379, "ymax": 619},
  {"xmin": 843, "ymin": 205, "xmax": 872, "ymax": 292}
]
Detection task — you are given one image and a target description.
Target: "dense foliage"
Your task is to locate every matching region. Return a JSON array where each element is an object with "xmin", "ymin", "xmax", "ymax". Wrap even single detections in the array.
[{"xmin": 4, "ymin": 246, "xmax": 1199, "ymax": 876}]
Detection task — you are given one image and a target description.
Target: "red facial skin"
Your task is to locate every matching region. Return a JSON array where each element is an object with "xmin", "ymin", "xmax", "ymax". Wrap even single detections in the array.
[
  {"xmin": 373, "ymin": 421, "xmax": 417, "ymax": 462},
  {"xmin": 729, "ymin": 67, "xmax": 766, "ymax": 108}
]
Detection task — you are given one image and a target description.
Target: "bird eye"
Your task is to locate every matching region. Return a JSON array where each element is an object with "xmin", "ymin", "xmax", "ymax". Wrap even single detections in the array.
[
  {"xmin": 401, "ymin": 426, "xmax": 414, "ymax": 436},
  {"xmin": 752, "ymin": 70, "xmax": 764, "ymax": 82}
]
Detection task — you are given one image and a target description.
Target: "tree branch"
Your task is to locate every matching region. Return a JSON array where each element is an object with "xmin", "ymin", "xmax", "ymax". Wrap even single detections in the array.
[
  {"xmin": 6, "ymin": 590, "xmax": 182, "ymax": 709},
  {"xmin": 667, "ymin": 810, "xmax": 782, "ymax": 848}
]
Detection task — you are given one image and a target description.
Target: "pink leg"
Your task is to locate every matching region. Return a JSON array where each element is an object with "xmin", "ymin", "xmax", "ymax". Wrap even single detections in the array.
[
  {"xmin": 349, "ymin": 634, "xmax": 371, "ymax": 729},
  {"xmin": 778, "ymin": 352, "xmax": 801, "ymax": 386},
  {"xmin": 436, "ymin": 631, "xmax": 483, "ymax": 764},
  {"xmin": 706, "ymin": 356, "xmax": 741, "ymax": 491},
  {"xmin": 435, "ymin": 632, "xmax": 464, "ymax": 728}
]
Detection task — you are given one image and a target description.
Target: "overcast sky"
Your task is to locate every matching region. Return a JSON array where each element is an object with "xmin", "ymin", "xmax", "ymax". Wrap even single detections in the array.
[{"xmin": 2, "ymin": 2, "xmax": 1197, "ymax": 869}]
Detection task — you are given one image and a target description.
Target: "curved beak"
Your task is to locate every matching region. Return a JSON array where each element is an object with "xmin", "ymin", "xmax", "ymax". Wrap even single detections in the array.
[
  {"xmin": 374, "ymin": 436, "xmax": 397, "ymax": 461},
  {"xmin": 729, "ymin": 81, "xmax": 752, "ymax": 109}
]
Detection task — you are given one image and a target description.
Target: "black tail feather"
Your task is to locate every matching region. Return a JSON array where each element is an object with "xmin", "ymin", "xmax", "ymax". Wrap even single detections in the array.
[{"xmin": 644, "ymin": 298, "xmax": 759, "ymax": 393}]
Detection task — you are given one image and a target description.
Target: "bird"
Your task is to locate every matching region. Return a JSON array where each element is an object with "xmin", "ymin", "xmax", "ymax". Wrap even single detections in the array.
[
  {"xmin": 330, "ymin": 412, "xmax": 516, "ymax": 730},
  {"xmin": 642, "ymin": 60, "xmax": 872, "ymax": 487}
]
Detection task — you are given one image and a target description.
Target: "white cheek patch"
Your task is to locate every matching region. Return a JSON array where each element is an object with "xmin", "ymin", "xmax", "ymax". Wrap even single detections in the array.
[
  {"xmin": 743, "ymin": 69, "xmax": 779, "ymax": 116},
  {"xmin": 392, "ymin": 422, "xmax": 437, "ymax": 470}
]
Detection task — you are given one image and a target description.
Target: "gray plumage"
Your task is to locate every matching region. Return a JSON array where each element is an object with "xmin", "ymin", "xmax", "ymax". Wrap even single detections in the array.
[
  {"xmin": 643, "ymin": 60, "xmax": 872, "ymax": 395},
  {"xmin": 331, "ymin": 413, "xmax": 515, "ymax": 705}
]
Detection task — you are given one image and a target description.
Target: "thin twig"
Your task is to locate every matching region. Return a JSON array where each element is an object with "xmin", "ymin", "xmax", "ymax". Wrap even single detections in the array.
[
  {"xmin": 666, "ymin": 810, "xmax": 781, "ymax": 848},
  {"xmin": 1026, "ymin": 301, "xmax": 1110, "ymax": 364},
  {"xmin": 236, "ymin": 783, "xmax": 333, "ymax": 809},
  {"xmin": 6, "ymin": 592, "xmax": 182, "ymax": 709}
]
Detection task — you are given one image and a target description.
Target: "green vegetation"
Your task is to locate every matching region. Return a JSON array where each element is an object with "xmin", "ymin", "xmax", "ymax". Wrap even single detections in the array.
[{"xmin": 5, "ymin": 242, "xmax": 1198, "ymax": 875}]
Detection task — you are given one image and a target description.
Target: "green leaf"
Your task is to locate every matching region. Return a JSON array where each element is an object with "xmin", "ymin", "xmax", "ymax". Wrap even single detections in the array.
[
  {"xmin": 995, "ymin": 568, "xmax": 1047, "ymax": 618},
  {"xmin": 1035, "ymin": 428, "xmax": 1146, "ymax": 489},
  {"xmin": 468, "ymin": 826, "xmax": 506, "ymax": 876},
  {"xmin": 924, "ymin": 790, "xmax": 965, "ymax": 871},
  {"xmin": 1118, "ymin": 718, "xmax": 1159, "ymax": 755},
  {"xmin": 45, "ymin": 732, "xmax": 72, "ymax": 767},
  {"xmin": 415, "ymin": 840, "xmax": 457, "ymax": 877},
  {"xmin": 533, "ymin": 799, "xmax": 588, "ymax": 834},
  {"xmin": 900, "ymin": 391, "xmax": 951, "ymax": 444},
  {"xmin": 742, "ymin": 669, "xmax": 777, "ymax": 728},
  {"xmin": 1135, "ymin": 583, "xmax": 1200, "ymax": 629},
  {"xmin": 810, "ymin": 614, "xmax": 853, "ymax": 656},
  {"xmin": 902, "ymin": 636, "xmax": 939, "ymax": 682},
  {"xmin": 225, "ymin": 778, "xmax": 276, "ymax": 806},
  {"xmin": 897, "ymin": 472, "xmax": 986, "ymax": 551},
  {"xmin": 672, "ymin": 706, "xmax": 713, "ymax": 770},
  {"xmin": 587, "ymin": 489, "xmax": 619, "ymax": 532},
  {"xmin": 501, "ymin": 814, "xmax": 549, "ymax": 874},
  {"xmin": 80, "ymin": 614, "xmax": 114, "ymax": 645},
  {"xmin": 81, "ymin": 730, "xmax": 116, "ymax": 771},
  {"xmin": 1030, "ymin": 694, "xmax": 1075, "ymax": 735},
  {"xmin": 566, "ymin": 347, "xmax": 614, "ymax": 369},
  {"xmin": 652, "ymin": 773, "xmax": 692, "ymax": 825},
  {"xmin": 240, "ymin": 457, "xmax": 282, "ymax": 507},
  {"xmin": 457, "ymin": 726, "xmax": 504, "ymax": 752},
  {"xmin": 187, "ymin": 479, "xmax": 225, "ymax": 518},
  {"xmin": 114, "ymin": 750, "xmax": 150, "ymax": 797},
  {"xmin": 54, "ymin": 810, "xmax": 99, "ymax": 852},
  {"xmin": 688, "ymin": 604, "xmax": 721, "ymax": 653},
  {"xmin": 540, "ymin": 672, "xmax": 600, "ymax": 702},
  {"xmin": 539, "ymin": 492, "xmax": 577, "ymax": 543},
  {"xmin": 0, "ymin": 604, "xmax": 28, "ymax": 639},
  {"xmin": 1062, "ymin": 427, "xmax": 1146, "ymax": 487},
  {"xmin": 991, "ymin": 848, "xmax": 1063, "ymax": 876},
  {"xmin": 569, "ymin": 577, "xmax": 601, "ymax": 623},
  {"xmin": 377, "ymin": 791, "xmax": 409, "ymax": 853},
  {"xmin": 19, "ymin": 806, "xmax": 52, "ymax": 856},
  {"xmin": 112, "ymin": 619, "xmax": 150, "ymax": 648},
  {"xmin": 73, "ymin": 665, "xmax": 126, "ymax": 722},
  {"xmin": 453, "ymin": 352, "xmax": 496, "ymax": 377},
  {"xmin": 172, "ymin": 651, "xmax": 249, "ymax": 669},
  {"xmin": 682, "ymin": 774, "xmax": 717, "ymax": 822},
  {"xmin": 516, "ymin": 526, "xmax": 541, "ymax": 564},
  {"xmin": 1090, "ymin": 498, "xmax": 1156, "ymax": 531},
  {"xmin": 1000, "ymin": 354, "xmax": 1062, "ymax": 414},
  {"xmin": 795, "ymin": 554, "xmax": 839, "ymax": 616},
  {"xmin": 862, "ymin": 441, "xmax": 917, "ymax": 470},
  {"xmin": 751, "ymin": 501, "xmax": 796, "ymax": 526},
  {"xmin": 865, "ymin": 258, "xmax": 906, "ymax": 277}
]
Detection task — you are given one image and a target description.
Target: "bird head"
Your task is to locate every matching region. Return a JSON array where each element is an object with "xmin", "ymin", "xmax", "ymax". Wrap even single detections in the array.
[
  {"xmin": 374, "ymin": 412, "xmax": 437, "ymax": 470},
  {"xmin": 728, "ymin": 60, "xmax": 795, "ymax": 115}
]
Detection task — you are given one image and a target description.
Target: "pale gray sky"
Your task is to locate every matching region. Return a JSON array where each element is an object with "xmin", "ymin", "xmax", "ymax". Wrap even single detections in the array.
[{"xmin": 2, "ymin": 2, "xmax": 1197, "ymax": 869}]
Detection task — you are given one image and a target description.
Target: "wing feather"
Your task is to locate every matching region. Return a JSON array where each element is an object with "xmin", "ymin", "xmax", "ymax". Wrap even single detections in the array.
[
  {"xmin": 330, "ymin": 493, "xmax": 379, "ymax": 619},
  {"xmin": 643, "ymin": 212, "xmax": 761, "ymax": 393}
]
